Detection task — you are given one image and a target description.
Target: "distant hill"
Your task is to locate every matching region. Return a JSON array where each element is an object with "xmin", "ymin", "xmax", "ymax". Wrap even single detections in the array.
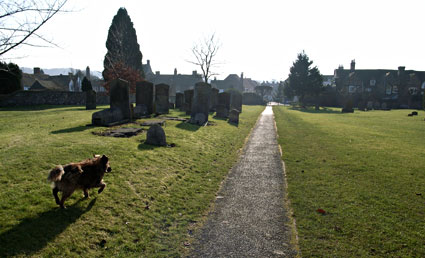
[{"xmin": 21, "ymin": 67, "xmax": 102, "ymax": 79}]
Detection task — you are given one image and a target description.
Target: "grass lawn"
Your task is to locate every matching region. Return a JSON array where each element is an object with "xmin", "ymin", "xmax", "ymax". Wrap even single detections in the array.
[
  {"xmin": 0, "ymin": 105, "xmax": 264, "ymax": 257},
  {"xmin": 274, "ymin": 106, "xmax": 425, "ymax": 257}
]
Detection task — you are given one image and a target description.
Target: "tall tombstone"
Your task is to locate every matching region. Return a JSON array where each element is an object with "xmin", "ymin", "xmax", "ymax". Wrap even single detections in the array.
[
  {"xmin": 136, "ymin": 81, "xmax": 154, "ymax": 115},
  {"xmin": 155, "ymin": 83, "xmax": 169, "ymax": 114},
  {"xmin": 230, "ymin": 91, "xmax": 243, "ymax": 113},
  {"xmin": 110, "ymin": 78, "xmax": 131, "ymax": 119},
  {"xmin": 216, "ymin": 92, "xmax": 231, "ymax": 118},
  {"xmin": 210, "ymin": 88, "xmax": 219, "ymax": 112},
  {"xmin": 175, "ymin": 92, "xmax": 184, "ymax": 109},
  {"xmin": 184, "ymin": 89, "xmax": 194, "ymax": 115},
  {"xmin": 85, "ymin": 90, "xmax": 96, "ymax": 110},
  {"xmin": 189, "ymin": 82, "xmax": 211, "ymax": 125}
]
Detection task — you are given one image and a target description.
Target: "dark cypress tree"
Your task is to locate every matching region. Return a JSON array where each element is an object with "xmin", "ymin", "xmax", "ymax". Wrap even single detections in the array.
[
  {"xmin": 81, "ymin": 77, "xmax": 92, "ymax": 92},
  {"xmin": 103, "ymin": 8, "xmax": 144, "ymax": 81},
  {"xmin": 285, "ymin": 51, "xmax": 323, "ymax": 107}
]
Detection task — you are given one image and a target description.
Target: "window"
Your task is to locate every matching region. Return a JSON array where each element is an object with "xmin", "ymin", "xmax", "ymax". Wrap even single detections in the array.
[
  {"xmin": 370, "ymin": 80, "xmax": 376, "ymax": 86},
  {"xmin": 408, "ymin": 87, "xmax": 418, "ymax": 95},
  {"xmin": 365, "ymin": 87, "xmax": 372, "ymax": 92},
  {"xmin": 392, "ymin": 85, "xmax": 398, "ymax": 94},
  {"xmin": 386, "ymin": 86, "xmax": 392, "ymax": 95},
  {"xmin": 348, "ymin": 85, "xmax": 356, "ymax": 93}
]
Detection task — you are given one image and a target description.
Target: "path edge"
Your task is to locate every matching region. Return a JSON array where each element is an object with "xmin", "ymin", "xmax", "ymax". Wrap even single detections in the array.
[{"xmin": 272, "ymin": 108, "xmax": 301, "ymax": 257}]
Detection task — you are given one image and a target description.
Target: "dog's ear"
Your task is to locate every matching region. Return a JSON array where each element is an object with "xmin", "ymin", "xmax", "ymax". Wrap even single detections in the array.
[{"xmin": 101, "ymin": 155, "xmax": 108, "ymax": 163}]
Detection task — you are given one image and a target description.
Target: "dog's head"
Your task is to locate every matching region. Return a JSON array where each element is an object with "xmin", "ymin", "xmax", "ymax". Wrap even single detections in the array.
[{"xmin": 95, "ymin": 154, "xmax": 112, "ymax": 173}]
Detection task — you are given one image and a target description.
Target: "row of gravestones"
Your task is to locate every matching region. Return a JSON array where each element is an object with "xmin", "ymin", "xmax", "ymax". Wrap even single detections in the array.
[
  {"xmin": 91, "ymin": 78, "xmax": 243, "ymax": 126},
  {"xmin": 177, "ymin": 83, "xmax": 243, "ymax": 125},
  {"xmin": 92, "ymin": 79, "xmax": 171, "ymax": 126}
]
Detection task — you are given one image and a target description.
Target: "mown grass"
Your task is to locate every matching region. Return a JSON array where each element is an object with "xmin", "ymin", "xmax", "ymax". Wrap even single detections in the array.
[
  {"xmin": 0, "ymin": 105, "xmax": 264, "ymax": 257},
  {"xmin": 274, "ymin": 106, "xmax": 425, "ymax": 257}
]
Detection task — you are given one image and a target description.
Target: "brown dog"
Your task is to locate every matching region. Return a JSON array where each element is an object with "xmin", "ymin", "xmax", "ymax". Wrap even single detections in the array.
[{"xmin": 47, "ymin": 155, "xmax": 111, "ymax": 208}]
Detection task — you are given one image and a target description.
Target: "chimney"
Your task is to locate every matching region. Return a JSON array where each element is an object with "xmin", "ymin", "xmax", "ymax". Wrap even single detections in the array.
[
  {"xmin": 398, "ymin": 66, "xmax": 405, "ymax": 76},
  {"xmin": 241, "ymin": 72, "xmax": 244, "ymax": 80},
  {"xmin": 174, "ymin": 68, "xmax": 177, "ymax": 75},
  {"xmin": 155, "ymin": 71, "xmax": 160, "ymax": 75},
  {"xmin": 350, "ymin": 60, "xmax": 356, "ymax": 72},
  {"xmin": 147, "ymin": 59, "xmax": 150, "ymax": 66},
  {"xmin": 192, "ymin": 70, "xmax": 197, "ymax": 75},
  {"xmin": 33, "ymin": 67, "xmax": 41, "ymax": 75}
]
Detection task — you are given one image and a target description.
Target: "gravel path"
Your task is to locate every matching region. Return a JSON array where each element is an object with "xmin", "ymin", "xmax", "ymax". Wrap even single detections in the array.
[{"xmin": 190, "ymin": 106, "xmax": 297, "ymax": 257}]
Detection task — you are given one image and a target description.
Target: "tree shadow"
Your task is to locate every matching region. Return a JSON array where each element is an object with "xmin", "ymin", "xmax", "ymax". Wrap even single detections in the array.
[
  {"xmin": 0, "ymin": 198, "xmax": 96, "ymax": 257},
  {"xmin": 212, "ymin": 116, "xmax": 227, "ymax": 121},
  {"xmin": 50, "ymin": 125, "xmax": 93, "ymax": 134},
  {"xmin": 175, "ymin": 121, "xmax": 200, "ymax": 132},
  {"xmin": 289, "ymin": 107, "xmax": 342, "ymax": 114}
]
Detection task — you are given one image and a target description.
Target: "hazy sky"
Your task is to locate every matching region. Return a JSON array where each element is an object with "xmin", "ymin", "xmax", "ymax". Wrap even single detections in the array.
[{"xmin": 3, "ymin": 0, "xmax": 425, "ymax": 81}]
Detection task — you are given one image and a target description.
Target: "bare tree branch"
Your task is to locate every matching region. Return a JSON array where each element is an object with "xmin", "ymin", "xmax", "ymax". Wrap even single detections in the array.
[
  {"xmin": 0, "ymin": 0, "xmax": 69, "ymax": 57},
  {"xmin": 187, "ymin": 33, "xmax": 220, "ymax": 83}
]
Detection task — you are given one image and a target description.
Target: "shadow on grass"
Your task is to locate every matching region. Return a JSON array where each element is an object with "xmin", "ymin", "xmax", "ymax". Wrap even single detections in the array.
[
  {"xmin": 0, "ymin": 198, "xmax": 96, "ymax": 257},
  {"xmin": 51, "ymin": 125, "xmax": 93, "ymax": 134},
  {"xmin": 175, "ymin": 121, "xmax": 200, "ymax": 132},
  {"xmin": 138, "ymin": 141, "xmax": 162, "ymax": 151},
  {"xmin": 289, "ymin": 106, "xmax": 342, "ymax": 114},
  {"xmin": 212, "ymin": 116, "xmax": 228, "ymax": 121}
]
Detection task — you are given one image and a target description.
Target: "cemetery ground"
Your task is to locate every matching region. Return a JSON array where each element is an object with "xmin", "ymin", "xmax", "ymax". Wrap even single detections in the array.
[
  {"xmin": 0, "ymin": 105, "xmax": 264, "ymax": 257},
  {"xmin": 274, "ymin": 106, "xmax": 425, "ymax": 257}
]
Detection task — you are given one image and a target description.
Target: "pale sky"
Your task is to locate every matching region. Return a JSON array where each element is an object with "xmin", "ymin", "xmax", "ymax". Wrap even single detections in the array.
[{"xmin": 3, "ymin": 0, "xmax": 425, "ymax": 81}]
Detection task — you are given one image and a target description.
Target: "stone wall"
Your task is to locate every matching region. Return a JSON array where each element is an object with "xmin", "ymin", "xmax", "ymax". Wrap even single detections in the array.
[{"xmin": 0, "ymin": 90, "xmax": 136, "ymax": 107}]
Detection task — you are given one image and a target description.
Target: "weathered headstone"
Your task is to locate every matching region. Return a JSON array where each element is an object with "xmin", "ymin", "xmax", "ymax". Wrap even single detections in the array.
[
  {"xmin": 155, "ymin": 83, "xmax": 169, "ymax": 114},
  {"xmin": 189, "ymin": 82, "xmax": 211, "ymax": 125},
  {"xmin": 85, "ymin": 90, "xmax": 96, "ymax": 110},
  {"xmin": 145, "ymin": 124, "xmax": 167, "ymax": 146},
  {"xmin": 230, "ymin": 91, "xmax": 243, "ymax": 113},
  {"xmin": 92, "ymin": 108, "xmax": 124, "ymax": 126},
  {"xmin": 110, "ymin": 78, "xmax": 131, "ymax": 119},
  {"xmin": 136, "ymin": 81, "xmax": 154, "ymax": 115},
  {"xmin": 175, "ymin": 92, "xmax": 184, "ymax": 109},
  {"xmin": 92, "ymin": 78, "xmax": 130, "ymax": 126},
  {"xmin": 228, "ymin": 109, "xmax": 240, "ymax": 124},
  {"xmin": 367, "ymin": 101, "xmax": 374, "ymax": 110},
  {"xmin": 216, "ymin": 92, "xmax": 231, "ymax": 118},
  {"xmin": 184, "ymin": 89, "xmax": 194, "ymax": 115},
  {"xmin": 210, "ymin": 88, "xmax": 219, "ymax": 112}
]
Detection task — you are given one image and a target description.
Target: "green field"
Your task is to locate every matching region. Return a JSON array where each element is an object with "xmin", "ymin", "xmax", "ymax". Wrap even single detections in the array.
[
  {"xmin": 274, "ymin": 106, "xmax": 425, "ymax": 257},
  {"xmin": 0, "ymin": 105, "xmax": 264, "ymax": 257}
]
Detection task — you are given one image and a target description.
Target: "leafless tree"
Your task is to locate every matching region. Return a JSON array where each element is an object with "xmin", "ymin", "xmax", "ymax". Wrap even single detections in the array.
[
  {"xmin": 0, "ymin": 0, "xmax": 69, "ymax": 57},
  {"xmin": 188, "ymin": 33, "xmax": 220, "ymax": 83}
]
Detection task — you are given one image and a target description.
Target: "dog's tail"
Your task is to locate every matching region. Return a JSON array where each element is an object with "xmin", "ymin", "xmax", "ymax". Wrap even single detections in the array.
[{"xmin": 48, "ymin": 165, "xmax": 64, "ymax": 182}]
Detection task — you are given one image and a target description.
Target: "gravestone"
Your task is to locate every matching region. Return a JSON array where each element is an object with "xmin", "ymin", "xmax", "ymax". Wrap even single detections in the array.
[
  {"xmin": 175, "ymin": 92, "xmax": 184, "ymax": 109},
  {"xmin": 367, "ymin": 101, "xmax": 374, "ymax": 110},
  {"xmin": 145, "ymin": 124, "xmax": 167, "ymax": 146},
  {"xmin": 216, "ymin": 92, "xmax": 231, "ymax": 118},
  {"xmin": 110, "ymin": 79, "xmax": 131, "ymax": 119},
  {"xmin": 85, "ymin": 90, "xmax": 96, "ymax": 110},
  {"xmin": 189, "ymin": 82, "xmax": 211, "ymax": 125},
  {"xmin": 155, "ymin": 83, "xmax": 169, "ymax": 114},
  {"xmin": 230, "ymin": 91, "xmax": 243, "ymax": 112},
  {"xmin": 184, "ymin": 89, "xmax": 194, "ymax": 115},
  {"xmin": 92, "ymin": 78, "xmax": 130, "ymax": 126},
  {"xmin": 136, "ymin": 81, "xmax": 154, "ymax": 115},
  {"xmin": 228, "ymin": 109, "xmax": 240, "ymax": 124},
  {"xmin": 210, "ymin": 88, "xmax": 219, "ymax": 112}
]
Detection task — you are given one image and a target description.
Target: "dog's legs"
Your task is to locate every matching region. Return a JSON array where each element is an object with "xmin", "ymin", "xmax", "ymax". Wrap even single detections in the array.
[
  {"xmin": 53, "ymin": 187, "xmax": 60, "ymax": 205},
  {"xmin": 83, "ymin": 189, "xmax": 89, "ymax": 198},
  {"xmin": 98, "ymin": 181, "xmax": 106, "ymax": 194},
  {"xmin": 60, "ymin": 190, "xmax": 75, "ymax": 209}
]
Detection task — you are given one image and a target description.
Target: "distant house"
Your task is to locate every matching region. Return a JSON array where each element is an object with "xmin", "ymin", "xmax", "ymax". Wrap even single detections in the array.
[
  {"xmin": 143, "ymin": 60, "xmax": 203, "ymax": 102},
  {"xmin": 22, "ymin": 67, "xmax": 106, "ymax": 92},
  {"xmin": 334, "ymin": 60, "xmax": 425, "ymax": 108},
  {"xmin": 211, "ymin": 72, "xmax": 258, "ymax": 92}
]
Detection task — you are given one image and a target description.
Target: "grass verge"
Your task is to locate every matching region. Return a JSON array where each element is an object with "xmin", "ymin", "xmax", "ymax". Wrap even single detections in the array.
[
  {"xmin": 274, "ymin": 106, "xmax": 425, "ymax": 257},
  {"xmin": 0, "ymin": 105, "xmax": 264, "ymax": 257}
]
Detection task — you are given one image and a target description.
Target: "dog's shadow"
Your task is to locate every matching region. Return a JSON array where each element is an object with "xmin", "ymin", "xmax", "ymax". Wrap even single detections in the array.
[{"xmin": 0, "ymin": 198, "xmax": 96, "ymax": 256}]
